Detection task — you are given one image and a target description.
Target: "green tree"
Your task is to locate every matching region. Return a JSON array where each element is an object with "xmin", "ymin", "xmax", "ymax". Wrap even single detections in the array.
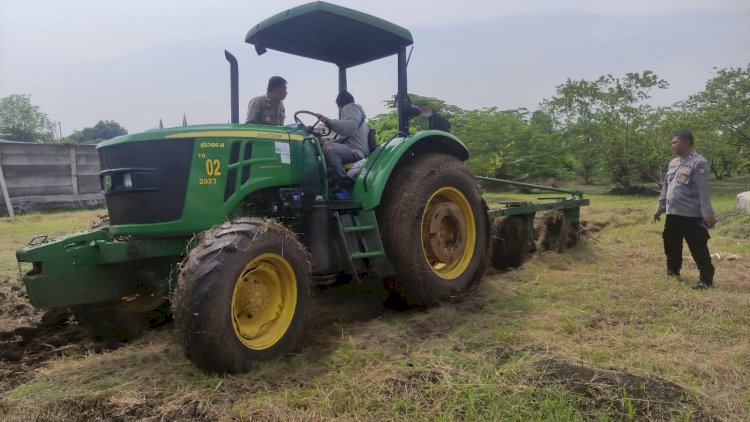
[
  {"xmin": 451, "ymin": 107, "xmax": 515, "ymax": 176},
  {"xmin": 0, "ymin": 94, "xmax": 56, "ymax": 143},
  {"xmin": 663, "ymin": 64, "xmax": 750, "ymax": 179},
  {"xmin": 542, "ymin": 71, "xmax": 669, "ymax": 188},
  {"xmin": 686, "ymin": 63, "xmax": 750, "ymax": 146},
  {"xmin": 701, "ymin": 132, "xmax": 737, "ymax": 179},
  {"xmin": 525, "ymin": 110, "xmax": 569, "ymax": 180},
  {"xmin": 371, "ymin": 95, "xmax": 570, "ymax": 180},
  {"xmin": 452, "ymin": 108, "xmax": 567, "ymax": 180},
  {"xmin": 368, "ymin": 112, "xmax": 399, "ymax": 143},
  {"xmin": 64, "ymin": 120, "xmax": 128, "ymax": 144},
  {"xmin": 638, "ymin": 106, "xmax": 681, "ymax": 186},
  {"xmin": 369, "ymin": 94, "xmax": 463, "ymax": 143},
  {"xmin": 666, "ymin": 104, "xmax": 739, "ymax": 180},
  {"xmin": 540, "ymin": 79, "xmax": 605, "ymax": 184}
]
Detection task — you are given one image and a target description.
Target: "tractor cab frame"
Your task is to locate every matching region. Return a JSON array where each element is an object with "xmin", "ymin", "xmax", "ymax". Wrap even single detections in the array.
[{"xmin": 241, "ymin": 1, "xmax": 417, "ymax": 134}]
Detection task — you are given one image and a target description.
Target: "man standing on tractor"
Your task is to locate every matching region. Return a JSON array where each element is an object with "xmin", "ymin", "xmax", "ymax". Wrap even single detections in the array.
[
  {"xmin": 317, "ymin": 91, "xmax": 369, "ymax": 198},
  {"xmin": 653, "ymin": 131, "xmax": 716, "ymax": 290},
  {"xmin": 245, "ymin": 76, "xmax": 287, "ymax": 125}
]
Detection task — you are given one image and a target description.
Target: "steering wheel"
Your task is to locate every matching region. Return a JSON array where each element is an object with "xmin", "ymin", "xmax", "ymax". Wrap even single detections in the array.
[{"xmin": 294, "ymin": 110, "xmax": 331, "ymax": 136}]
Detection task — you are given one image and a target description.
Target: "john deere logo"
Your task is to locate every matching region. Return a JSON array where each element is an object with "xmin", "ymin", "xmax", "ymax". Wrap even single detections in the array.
[{"xmin": 102, "ymin": 175, "xmax": 112, "ymax": 191}]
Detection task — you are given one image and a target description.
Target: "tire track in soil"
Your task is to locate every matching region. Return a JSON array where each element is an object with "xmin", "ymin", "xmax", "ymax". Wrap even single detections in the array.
[
  {"xmin": 536, "ymin": 356, "xmax": 718, "ymax": 421},
  {"xmin": 0, "ymin": 310, "xmax": 121, "ymax": 395}
]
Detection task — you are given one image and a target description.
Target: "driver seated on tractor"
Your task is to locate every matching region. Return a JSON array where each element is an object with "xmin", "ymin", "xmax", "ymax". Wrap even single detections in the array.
[
  {"xmin": 245, "ymin": 76, "xmax": 287, "ymax": 125},
  {"xmin": 316, "ymin": 90, "xmax": 369, "ymax": 197}
]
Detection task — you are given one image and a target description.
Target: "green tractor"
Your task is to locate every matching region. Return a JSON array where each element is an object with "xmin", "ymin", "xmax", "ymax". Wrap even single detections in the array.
[{"xmin": 15, "ymin": 2, "xmax": 587, "ymax": 373}]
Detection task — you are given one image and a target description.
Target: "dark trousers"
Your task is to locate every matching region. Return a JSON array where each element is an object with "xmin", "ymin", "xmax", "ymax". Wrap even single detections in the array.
[
  {"xmin": 323, "ymin": 142, "xmax": 360, "ymax": 184},
  {"xmin": 662, "ymin": 214, "xmax": 714, "ymax": 283}
]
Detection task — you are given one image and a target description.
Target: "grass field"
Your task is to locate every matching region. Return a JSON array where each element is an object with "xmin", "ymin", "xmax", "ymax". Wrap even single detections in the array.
[{"xmin": 0, "ymin": 178, "xmax": 748, "ymax": 421}]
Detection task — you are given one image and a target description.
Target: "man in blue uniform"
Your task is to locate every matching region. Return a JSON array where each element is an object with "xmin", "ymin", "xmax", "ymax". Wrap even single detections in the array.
[{"xmin": 653, "ymin": 131, "xmax": 716, "ymax": 289}]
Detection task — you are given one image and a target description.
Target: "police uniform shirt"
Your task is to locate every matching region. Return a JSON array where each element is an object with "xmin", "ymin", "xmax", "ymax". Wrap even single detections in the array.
[
  {"xmin": 656, "ymin": 151, "xmax": 714, "ymax": 218},
  {"xmin": 245, "ymin": 95, "xmax": 285, "ymax": 126}
]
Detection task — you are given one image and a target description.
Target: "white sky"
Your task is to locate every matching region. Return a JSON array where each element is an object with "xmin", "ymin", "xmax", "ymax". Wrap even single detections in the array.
[{"xmin": 1, "ymin": 0, "xmax": 749, "ymax": 135}]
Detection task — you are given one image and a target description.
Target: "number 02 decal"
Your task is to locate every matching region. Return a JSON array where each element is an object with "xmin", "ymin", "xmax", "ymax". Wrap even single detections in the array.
[{"xmin": 205, "ymin": 159, "xmax": 222, "ymax": 176}]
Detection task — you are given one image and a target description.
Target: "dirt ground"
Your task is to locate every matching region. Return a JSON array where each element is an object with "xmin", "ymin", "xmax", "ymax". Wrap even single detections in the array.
[
  {"xmin": 0, "ymin": 276, "xmax": 716, "ymax": 421},
  {"xmin": 0, "ymin": 277, "xmax": 123, "ymax": 397},
  {"xmin": 536, "ymin": 356, "xmax": 715, "ymax": 421},
  {"xmin": 1, "ymin": 194, "xmax": 748, "ymax": 420}
]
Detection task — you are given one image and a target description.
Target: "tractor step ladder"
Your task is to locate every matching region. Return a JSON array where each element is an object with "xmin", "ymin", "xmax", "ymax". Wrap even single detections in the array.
[{"xmin": 334, "ymin": 209, "xmax": 392, "ymax": 282}]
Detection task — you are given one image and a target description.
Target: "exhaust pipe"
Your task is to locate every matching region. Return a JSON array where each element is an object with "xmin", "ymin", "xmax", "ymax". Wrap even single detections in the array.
[{"xmin": 224, "ymin": 50, "xmax": 239, "ymax": 124}]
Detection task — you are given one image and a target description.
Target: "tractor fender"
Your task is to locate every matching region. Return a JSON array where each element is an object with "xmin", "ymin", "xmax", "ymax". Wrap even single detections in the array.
[{"xmin": 352, "ymin": 130, "xmax": 469, "ymax": 210}]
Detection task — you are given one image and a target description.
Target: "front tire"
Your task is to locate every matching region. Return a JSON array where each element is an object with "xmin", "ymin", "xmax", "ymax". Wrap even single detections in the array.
[
  {"xmin": 376, "ymin": 153, "xmax": 490, "ymax": 307},
  {"xmin": 173, "ymin": 218, "xmax": 311, "ymax": 373}
]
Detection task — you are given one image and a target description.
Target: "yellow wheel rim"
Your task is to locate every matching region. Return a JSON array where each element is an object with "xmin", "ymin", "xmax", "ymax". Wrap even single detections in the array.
[
  {"xmin": 230, "ymin": 253, "xmax": 297, "ymax": 350},
  {"xmin": 420, "ymin": 186, "xmax": 476, "ymax": 280}
]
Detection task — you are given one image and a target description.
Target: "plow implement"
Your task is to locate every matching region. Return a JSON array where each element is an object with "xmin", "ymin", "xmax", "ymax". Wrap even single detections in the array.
[{"xmin": 477, "ymin": 176, "xmax": 590, "ymax": 270}]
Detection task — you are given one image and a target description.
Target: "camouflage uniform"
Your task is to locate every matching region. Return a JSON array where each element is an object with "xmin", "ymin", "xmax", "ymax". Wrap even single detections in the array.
[
  {"xmin": 245, "ymin": 95, "xmax": 285, "ymax": 126},
  {"xmin": 656, "ymin": 151, "xmax": 715, "ymax": 283}
]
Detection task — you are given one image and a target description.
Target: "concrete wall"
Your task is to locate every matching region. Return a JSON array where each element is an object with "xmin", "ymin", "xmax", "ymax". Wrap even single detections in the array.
[
  {"xmin": 0, "ymin": 141, "xmax": 104, "ymax": 215},
  {"xmin": 739, "ymin": 192, "xmax": 750, "ymax": 215}
]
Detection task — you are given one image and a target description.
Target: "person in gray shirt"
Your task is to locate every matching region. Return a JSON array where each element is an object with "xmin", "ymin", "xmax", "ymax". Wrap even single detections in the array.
[
  {"xmin": 316, "ymin": 91, "xmax": 369, "ymax": 194},
  {"xmin": 653, "ymin": 131, "xmax": 716, "ymax": 289}
]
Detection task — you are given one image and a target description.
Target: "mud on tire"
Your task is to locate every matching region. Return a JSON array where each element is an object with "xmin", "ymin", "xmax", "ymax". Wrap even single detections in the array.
[
  {"xmin": 376, "ymin": 153, "xmax": 490, "ymax": 307},
  {"xmin": 172, "ymin": 218, "xmax": 311, "ymax": 373},
  {"xmin": 541, "ymin": 211, "xmax": 571, "ymax": 252},
  {"xmin": 490, "ymin": 216, "xmax": 529, "ymax": 270}
]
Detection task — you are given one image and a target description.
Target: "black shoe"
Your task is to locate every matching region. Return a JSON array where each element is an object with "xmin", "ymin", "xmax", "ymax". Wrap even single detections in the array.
[
  {"xmin": 692, "ymin": 281, "xmax": 713, "ymax": 290},
  {"xmin": 667, "ymin": 270, "xmax": 680, "ymax": 278}
]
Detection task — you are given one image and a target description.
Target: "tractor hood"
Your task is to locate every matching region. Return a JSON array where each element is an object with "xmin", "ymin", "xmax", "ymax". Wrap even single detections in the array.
[
  {"xmin": 97, "ymin": 123, "xmax": 303, "ymax": 147},
  {"xmin": 245, "ymin": 1, "xmax": 413, "ymax": 68}
]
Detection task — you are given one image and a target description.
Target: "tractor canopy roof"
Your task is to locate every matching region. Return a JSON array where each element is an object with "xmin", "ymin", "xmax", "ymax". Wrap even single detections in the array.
[{"xmin": 245, "ymin": 1, "xmax": 413, "ymax": 68}]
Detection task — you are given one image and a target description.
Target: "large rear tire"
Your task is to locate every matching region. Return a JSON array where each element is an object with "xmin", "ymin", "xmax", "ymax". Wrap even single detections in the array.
[
  {"xmin": 376, "ymin": 153, "xmax": 490, "ymax": 307},
  {"xmin": 173, "ymin": 218, "xmax": 311, "ymax": 373}
]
